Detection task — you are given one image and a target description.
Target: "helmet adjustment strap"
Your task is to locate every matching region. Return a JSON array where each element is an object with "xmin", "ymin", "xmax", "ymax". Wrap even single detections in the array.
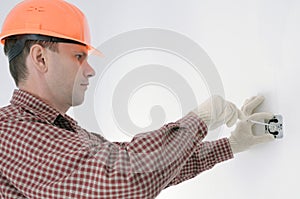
[{"xmin": 7, "ymin": 34, "xmax": 84, "ymax": 62}]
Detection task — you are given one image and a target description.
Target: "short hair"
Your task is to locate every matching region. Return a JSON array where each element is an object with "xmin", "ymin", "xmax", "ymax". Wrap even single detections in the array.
[{"xmin": 4, "ymin": 36, "xmax": 59, "ymax": 86}]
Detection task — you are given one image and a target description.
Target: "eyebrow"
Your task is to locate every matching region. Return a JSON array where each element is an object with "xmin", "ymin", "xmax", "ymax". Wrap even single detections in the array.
[{"xmin": 72, "ymin": 51, "xmax": 88, "ymax": 57}]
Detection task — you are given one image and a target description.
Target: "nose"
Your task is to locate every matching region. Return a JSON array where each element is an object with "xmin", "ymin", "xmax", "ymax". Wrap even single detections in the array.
[{"xmin": 83, "ymin": 61, "xmax": 96, "ymax": 78}]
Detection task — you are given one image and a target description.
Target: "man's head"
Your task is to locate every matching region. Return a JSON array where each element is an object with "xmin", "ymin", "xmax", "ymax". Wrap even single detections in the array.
[
  {"xmin": 0, "ymin": 0, "xmax": 99, "ymax": 112},
  {"xmin": 4, "ymin": 35, "xmax": 59, "ymax": 86}
]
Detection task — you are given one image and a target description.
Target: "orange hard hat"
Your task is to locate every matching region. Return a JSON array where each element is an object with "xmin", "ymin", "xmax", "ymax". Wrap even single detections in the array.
[{"xmin": 0, "ymin": 0, "xmax": 101, "ymax": 54}]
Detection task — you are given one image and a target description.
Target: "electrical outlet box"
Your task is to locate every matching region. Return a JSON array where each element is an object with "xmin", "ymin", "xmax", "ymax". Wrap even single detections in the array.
[{"xmin": 265, "ymin": 115, "xmax": 283, "ymax": 139}]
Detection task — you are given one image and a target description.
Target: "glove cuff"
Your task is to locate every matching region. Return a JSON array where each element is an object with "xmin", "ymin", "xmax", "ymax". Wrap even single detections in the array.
[
  {"xmin": 229, "ymin": 136, "xmax": 245, "ymax": 154},
  {"xmin": 192, "ymin": 109, "xmax": 211, "ymax": 127}
]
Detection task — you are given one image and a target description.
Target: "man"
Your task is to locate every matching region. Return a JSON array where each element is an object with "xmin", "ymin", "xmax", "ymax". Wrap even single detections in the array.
[{"xmin": 0, "ymin": 0, "xmax": 274, "ymax": 198}]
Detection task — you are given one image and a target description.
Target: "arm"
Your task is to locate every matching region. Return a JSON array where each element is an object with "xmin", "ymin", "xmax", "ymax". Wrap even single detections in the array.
[
  {"xmin": 166, "ymin": 137, "xmax": 233, "ymax": 187},
  {"xmin": 0, "ymin": 113, "xmax": 207, "ymax": 199},
  {"xmin": 167, "ymin": 95, "xmax": 276, "ymax": 188}
]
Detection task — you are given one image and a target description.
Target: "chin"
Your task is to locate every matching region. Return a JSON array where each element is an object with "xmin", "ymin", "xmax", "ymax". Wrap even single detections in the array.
[
  {"xmin": 72, "ymin": 100, "xmax": 84, "ymax": 107},
  {"xmin": 72, "ymin": 94, "xmax": 85, "ymax": 106}
]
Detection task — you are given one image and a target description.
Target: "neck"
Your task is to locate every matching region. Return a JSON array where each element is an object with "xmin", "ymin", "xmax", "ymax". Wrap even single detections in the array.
[{"xmin": 19, "ymin": 85, "xmax": 70, "ymax": 115}]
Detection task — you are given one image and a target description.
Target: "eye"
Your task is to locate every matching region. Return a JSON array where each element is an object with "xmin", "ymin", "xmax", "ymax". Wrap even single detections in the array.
[{"xmin": 75, "ymin": 54, "xmax": 83, "ymax": 60}]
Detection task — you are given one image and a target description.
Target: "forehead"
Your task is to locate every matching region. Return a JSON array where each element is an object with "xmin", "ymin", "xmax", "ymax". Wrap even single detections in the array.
[{"xmin": 58, "ymin": 42, "xmax": 88, "ymax": 53}]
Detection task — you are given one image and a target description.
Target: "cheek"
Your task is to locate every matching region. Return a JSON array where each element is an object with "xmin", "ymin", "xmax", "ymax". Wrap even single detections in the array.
[
  {"xmin": 47, "ymin": 53, "xmax": 82, "ymax": 87},
  {"xmin": 46, "ymin": 60, "xmax": 72, "ymax": 87},
  {"xmin": 69, "ymin": 64, "xmax": 82, "ymax": 82},
  {"xmin": 67, "ymin": 67, "xmax": 85, "ymax": 93}
]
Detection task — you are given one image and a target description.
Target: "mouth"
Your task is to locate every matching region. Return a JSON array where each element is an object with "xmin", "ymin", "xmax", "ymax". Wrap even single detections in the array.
[{"xmin": 80, "ymin": 83, "xmax": 89, "ymax": 90}]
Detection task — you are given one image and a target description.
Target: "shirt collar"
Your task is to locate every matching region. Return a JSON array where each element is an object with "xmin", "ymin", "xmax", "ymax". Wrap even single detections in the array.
[{"xmin": 10, "ymin": 89, "xmax": 77, "ymax": 126}]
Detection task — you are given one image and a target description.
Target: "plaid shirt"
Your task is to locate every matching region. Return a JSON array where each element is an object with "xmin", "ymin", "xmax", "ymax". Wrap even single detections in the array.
[{"xmin": 0, "ymin": 90, "xmax": 233, "ymax": 199}]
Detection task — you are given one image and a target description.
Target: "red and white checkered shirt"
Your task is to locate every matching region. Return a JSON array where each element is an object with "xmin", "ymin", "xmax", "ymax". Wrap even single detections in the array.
[{"xmin": 0, "ymin": 90, "xmax": 233, "ymax": 199}]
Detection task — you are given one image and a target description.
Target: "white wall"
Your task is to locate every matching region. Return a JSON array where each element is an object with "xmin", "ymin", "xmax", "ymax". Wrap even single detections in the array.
[{"xmin": 1, "ymin": 0, "xmax": 299, "ymax": 198}]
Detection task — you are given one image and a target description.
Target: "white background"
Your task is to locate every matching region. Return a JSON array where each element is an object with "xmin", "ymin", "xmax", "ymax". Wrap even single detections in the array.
[{"xmin": 1, "ymin": 0, "xmax": 299, "ymax": 198}]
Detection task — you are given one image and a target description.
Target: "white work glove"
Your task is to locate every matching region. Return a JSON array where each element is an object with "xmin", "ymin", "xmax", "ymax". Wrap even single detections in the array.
[
  {"xmin": 241, "ymin": 95, "xmax": 264, "ymax": 117},
  {"xmin": 192, "ymin": 95, "xmax": 243, "ymax": 130},
  {"xmin": 229, "ymin": 96, "xmax": 275, "ymax": 154}
]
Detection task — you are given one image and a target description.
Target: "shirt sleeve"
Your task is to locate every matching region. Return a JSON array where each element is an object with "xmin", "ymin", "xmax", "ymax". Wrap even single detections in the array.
[
  {"xmin": 166, "ymin": 137, "xmax": 233, "ymax": 187},
  {"xmin": 0, "ymin": 112, "xmax": 228, "ymax": 199}
]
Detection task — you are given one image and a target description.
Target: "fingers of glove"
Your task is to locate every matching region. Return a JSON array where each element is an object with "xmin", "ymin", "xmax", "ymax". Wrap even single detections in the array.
[
  {"xmin": 226, "ymin": 105, "xmax": 239, "ymax": 127},
  {"xmin": 248, "ymin": 112, "xmax": 274, "ymax": 122},
  {"xmin": 243, "ymin": 96, "xmax": 256, "ymax": 106},
  {"xmin": 241, "ymin": 96, "xmax": 256, "ymax": 113},
  {"xmin": 241, "ymin": 95, "xmax": 265, "ymax": 116},
  {"xmin": 241, "ymin": 95, "xmax": 264, "ymax": 115},
  {"xmin": 237, "ymin": 109, "xmax": 247, "ymax": 120}
]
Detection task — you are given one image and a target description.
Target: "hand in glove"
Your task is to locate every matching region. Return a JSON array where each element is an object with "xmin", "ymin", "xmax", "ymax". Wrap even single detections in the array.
[
  {"xmin": 192, "ymin": 95, "xmax": 243, "ymax": 130},
  {"xmin": 229, "ymin": 96, "xmax": 275, "ymax": 154},
  {"xmin": 241, "ymin": 95, "xmax": 265, "ymax": 117}
]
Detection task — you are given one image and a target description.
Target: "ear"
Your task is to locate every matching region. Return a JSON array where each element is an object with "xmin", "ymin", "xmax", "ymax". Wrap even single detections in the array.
[{"xmin": 29, "ymin": 44, "xmax": 48, "ymax": 73}]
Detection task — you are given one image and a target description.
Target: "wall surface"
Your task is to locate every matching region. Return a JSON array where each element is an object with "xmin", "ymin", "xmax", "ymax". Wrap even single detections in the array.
[{"xmin": 1, "ymin": 0, "xmax": 299, "ymax": 198}]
